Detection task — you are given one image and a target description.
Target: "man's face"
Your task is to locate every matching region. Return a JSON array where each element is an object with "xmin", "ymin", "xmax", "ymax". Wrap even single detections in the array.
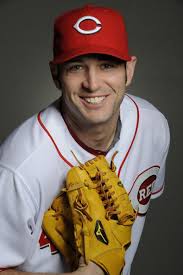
[{"xmin": 57, "ymin": 54, "xmax": 136, "ymax": 127}]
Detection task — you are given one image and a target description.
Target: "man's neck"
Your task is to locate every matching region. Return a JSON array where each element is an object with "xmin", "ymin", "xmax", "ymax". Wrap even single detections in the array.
[{"xmin": 62, "ymin": 113, "xmax": 120, "ymax": 152}]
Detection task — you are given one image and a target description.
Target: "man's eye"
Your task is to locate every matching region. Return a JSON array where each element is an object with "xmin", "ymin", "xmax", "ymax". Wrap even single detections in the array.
[
  {"xmin": 67, "ymin": 64, "xmax": 83, "ymax": 72},
  {"xmin": 100, "ymin": 63, "xmax": 115, "ymax": 70}
]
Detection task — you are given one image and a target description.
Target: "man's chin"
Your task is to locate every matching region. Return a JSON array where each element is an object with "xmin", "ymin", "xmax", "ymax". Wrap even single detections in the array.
[{"xmin": 82, "ymin": 116, "xmax": 111, "ymax": 127}]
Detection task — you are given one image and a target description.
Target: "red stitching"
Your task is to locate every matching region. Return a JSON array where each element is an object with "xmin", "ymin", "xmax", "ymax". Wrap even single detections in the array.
[
  {"xmin": 118, "ymin": 95, "xmax": 140, "ymax": 177},
  {"xmin": 151, "ymin": 183, "xmax": 164, "ymax": 195},
  {"xmin": 37, "ymin": 112, "xmax": 73, "ymax": 168},
  {"xmin": 0, "ymin": 268, "xmax": 13, "ymax": 272}
]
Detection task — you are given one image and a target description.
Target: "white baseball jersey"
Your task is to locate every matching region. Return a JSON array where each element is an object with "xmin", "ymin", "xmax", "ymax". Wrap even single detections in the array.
[{"xmin": 0, "ymin": 94, "xmax": 170, "ymax": 275}]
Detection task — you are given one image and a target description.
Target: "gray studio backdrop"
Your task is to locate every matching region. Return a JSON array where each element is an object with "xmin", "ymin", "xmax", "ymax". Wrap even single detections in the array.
[{"xmin": 0, "ymin": 1, "xmax": 182, "ymax": 274}]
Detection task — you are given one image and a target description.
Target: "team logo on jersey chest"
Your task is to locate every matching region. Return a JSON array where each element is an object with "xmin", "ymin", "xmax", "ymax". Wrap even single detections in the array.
[
  {"xmin": 129, "ymin": 166, "xmax": 160, "ymax": 216},
  {"xmin": 137, "ymin": 175, "xmax": 156, "ymax": 205},
  {"xmin": 39, "ymin": 230, "xmax": 58, "ymax": 255}
]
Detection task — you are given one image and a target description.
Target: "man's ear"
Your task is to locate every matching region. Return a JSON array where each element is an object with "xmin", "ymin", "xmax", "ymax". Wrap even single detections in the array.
[
  {"xmin": 49, "ymin": 62, "xmax": 62, "ymax": 90},
  {"xmin": 125, "ymin": 56, "xmax": 137, "ymax": 87}
]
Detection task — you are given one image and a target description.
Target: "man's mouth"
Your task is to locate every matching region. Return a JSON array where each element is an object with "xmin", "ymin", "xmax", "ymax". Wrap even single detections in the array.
[{"xmin": 81, "ymin": 96, "xmax": 106, "ymax": 104}]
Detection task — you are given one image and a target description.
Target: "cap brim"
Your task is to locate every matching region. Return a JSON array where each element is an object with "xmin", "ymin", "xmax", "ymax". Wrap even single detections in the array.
[{"xmin": 50, "ymin": 45, "xmax": 131, "ymax": 64}]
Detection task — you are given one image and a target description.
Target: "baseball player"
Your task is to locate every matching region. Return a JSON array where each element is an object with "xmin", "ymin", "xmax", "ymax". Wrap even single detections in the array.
[{"xmin": 0, "ymin": 4, "xmax": 170, "ymax": 275}]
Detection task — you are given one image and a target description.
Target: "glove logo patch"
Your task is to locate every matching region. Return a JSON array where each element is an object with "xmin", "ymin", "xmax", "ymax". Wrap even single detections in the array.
[{"xmin": 95, "ymin": 220, "xmax": 108, "ymax": 245}]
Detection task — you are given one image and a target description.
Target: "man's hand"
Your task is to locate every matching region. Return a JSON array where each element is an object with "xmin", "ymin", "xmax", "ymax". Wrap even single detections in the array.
[{"xmin": 74, "ymin": 257, "xmax": 104, "ymax": 275}]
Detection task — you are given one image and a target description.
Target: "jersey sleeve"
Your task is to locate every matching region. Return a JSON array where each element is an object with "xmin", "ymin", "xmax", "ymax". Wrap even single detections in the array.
[
  {"xmin": 0, "ymin": 164, "xmax": 37, "ymax": 269},
  {"xmin": 151, "ymin": 118, "xmax": 170, "ymax": 199}
]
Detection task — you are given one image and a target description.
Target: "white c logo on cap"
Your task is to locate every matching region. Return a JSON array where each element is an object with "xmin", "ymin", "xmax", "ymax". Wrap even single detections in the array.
[{"xmin": 73, "ymin": 16, "xmax": 102, "ymax": 34}]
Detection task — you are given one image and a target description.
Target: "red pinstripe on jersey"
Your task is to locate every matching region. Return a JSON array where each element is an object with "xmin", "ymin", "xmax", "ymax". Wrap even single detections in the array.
[
  {"xmin": 37, "ymin": 112, "xmax": 73, "ymax": 168},
  {"xmin": 117, "ymin": 95, "xmax": 140, "ymax": 177}
]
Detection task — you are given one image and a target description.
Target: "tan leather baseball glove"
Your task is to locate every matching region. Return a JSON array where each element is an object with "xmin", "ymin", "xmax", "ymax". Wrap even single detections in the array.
[
  {"xmin": 42, "ymin": 191, "xmax": 79, "ymax": 269},
  {"xmin": 43, "ymin": 153, "xmax": 136, "ymax": 274}
]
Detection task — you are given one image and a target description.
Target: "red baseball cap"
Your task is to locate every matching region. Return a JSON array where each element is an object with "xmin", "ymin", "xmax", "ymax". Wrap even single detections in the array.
[{"xmin": 50, "ymin": 4, "xmax": 131, "ymax": 64}]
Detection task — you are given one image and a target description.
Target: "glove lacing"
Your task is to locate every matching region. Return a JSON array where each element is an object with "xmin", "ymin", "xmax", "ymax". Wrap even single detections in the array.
[
  {"xmin": 71, "ymin": 151, "xmax": 136, "ymax": 225},
  {"xmin": 94, "ymin": 170, "xmax": 135, "ymax": 225},
  {"xmin": 74, "ymin": 189, "xmax": 93, "ymax": 221}
]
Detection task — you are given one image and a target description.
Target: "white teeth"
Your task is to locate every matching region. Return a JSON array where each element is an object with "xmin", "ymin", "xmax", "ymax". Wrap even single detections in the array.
[{"xmin": 83, "ymin": 96, "xmax": 105, "ymax": 104}]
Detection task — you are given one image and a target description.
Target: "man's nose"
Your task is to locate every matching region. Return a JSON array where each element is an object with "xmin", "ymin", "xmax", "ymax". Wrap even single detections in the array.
[{"xmin": 82, "ymin": 68, "xmax": 101, "ymax": 92}]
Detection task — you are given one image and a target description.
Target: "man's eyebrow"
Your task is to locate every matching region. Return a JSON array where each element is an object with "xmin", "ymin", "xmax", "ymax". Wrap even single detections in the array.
[{"xmin": 65, "ymin": 58, "xmax": 83, "ymax": 63}]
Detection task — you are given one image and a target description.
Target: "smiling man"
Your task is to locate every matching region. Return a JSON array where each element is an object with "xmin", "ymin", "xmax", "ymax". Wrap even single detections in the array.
[
  {"xmin": 0, "ymin": 4, "xmax": 170, "ymax": 275},
  {"xmin": 58, "ymin": 54, "xmax": 136, "ymax": 153}
]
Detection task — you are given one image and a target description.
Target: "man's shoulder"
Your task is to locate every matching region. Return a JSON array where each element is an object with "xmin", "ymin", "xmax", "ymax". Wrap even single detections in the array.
[
  {"xmin": 122, "ymin": 93, "xmax": 170, "ymax": 153},
  {"xmin": 123, "ymin": 93, "xmax": 168, "ymax": 124},
  {"xmin": 0, "ymin": 99, "xmax": 62, "ymax": 170},
  {"xmin": 124, "ymin": 93, "xmax": 162, "ymax": 111}
]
